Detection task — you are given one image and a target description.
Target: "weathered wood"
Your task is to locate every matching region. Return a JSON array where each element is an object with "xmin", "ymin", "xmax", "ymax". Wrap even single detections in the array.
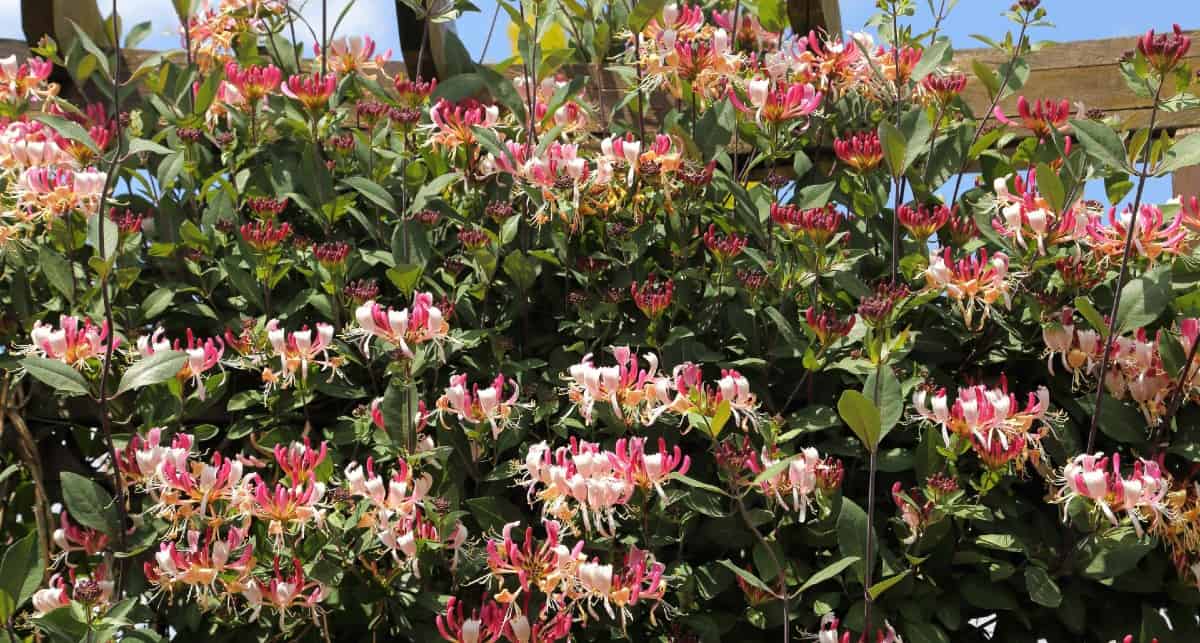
[
  {"xmin": 788, "ymin": 0, "xmax": 842, "ymax": 36},
  {"xmin": 1173, "ymin": 128, "xmax": 1200, "ymax": 198},
  {"xmin": 957, "ymin": 31, "xmax": 1200, "ymax": 130}
]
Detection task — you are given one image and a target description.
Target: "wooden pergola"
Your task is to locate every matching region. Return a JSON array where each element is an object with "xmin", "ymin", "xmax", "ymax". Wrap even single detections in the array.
[{"xmin": 13, "ymin": 0, "xmax": 1200, "ymax": 194}]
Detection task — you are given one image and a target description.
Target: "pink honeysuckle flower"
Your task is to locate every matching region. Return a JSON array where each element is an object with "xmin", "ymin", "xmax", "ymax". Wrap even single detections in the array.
[
  {"xmin": 993, "ymin": 96, "xmax": 1071, "ymax": 139},
  {"xmin": 281, "ymin": 72, "xmax": 337, "ymax": 111},
  {"xmin": 317, "ymin": 35, "xmax": 391, "ymax": 77},
  {"xmin": 924, "ymin": 247, "xmax": 1012, "ymax": 329},
  {"xmin": 730, "ymin": 77, "xmax": 823, "ymax": 125},
  {"xmin": 1055, "ymin": 452, "xmax": 1171, "ymax": 536},
  {"xmin": 427, "ymin": 98, "xmax": 500, "ymax": 149},
  {"xmin": 242, "ymin": 557, "xmax": 327, "ymax": 629},
  {"xmin": 224, "ymin": 61, "xmax": 281, "ymax": 104},
  {"xmin": 26, "ymin": 314, "xmax": 118, "ymax": 368},
  {"xmin": 1086, "ymin": 204, "xmax": 1187, "ymax": 265},
  {"xmin": 437, "ymin": 372, "xmax": 525, "ymax": 439},
  {"xmin": 833, "ymin": 130, "xmax": 883, "ymax": 173},
  {"xmin": 263, "ymin": 319, "xmax": 338, "ymax": 392},
  {"xmin": 349, "ymin": 292, "xmax": 450, "ymax": 359}
]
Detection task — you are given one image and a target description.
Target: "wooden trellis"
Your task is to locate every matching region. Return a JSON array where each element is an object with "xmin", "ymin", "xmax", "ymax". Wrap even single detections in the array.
[{"xmin": 11, "ymin": 0, "xmax": 1200, "ymax": 193}]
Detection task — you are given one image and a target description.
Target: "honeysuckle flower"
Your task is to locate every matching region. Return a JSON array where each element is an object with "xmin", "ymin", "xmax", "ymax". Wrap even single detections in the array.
[
  {"xmin": 243, "ymin": 557, "xmax": 328, "ymax": 628},
  {"xmin": 316, "ymin": 35, "xmax": 391, "ymax": 78},
  {"xmin": 730, "ymin": 77, "xmax": 822, "ymax": 126},
  {"xmin": 833, "ymin": 131, "xmax": 883, "ymax": 173},
  {"xmin": 770, "ymin": 202, "xmax": 844, "ymax": 246},
  {"xmin": 437, "ymin": 596, "xmax": 506, "ymax": 643},
  {"xmin": 344, "ymin": 457, "xmax": 432, "ymax": 519},
  {"xmin": 898, "ymin": 203, "xmax": 951, "ymax": 242},
  {"xmin": 574, "ymin": 547, "xmax": 667, "ymax": 627},
  {"xmin": 993, "ymin": 96, "xmax": 1072, "ymax": 139},
  {"xmin": 816, "ymin": 613, "xmax": 904, "ymax": 643},
  {"xmin": 395, "ymin": 75, "xmax": 437, "ymax": 108},
  {"xmin": 437, "ymin": 372, "xmax": 525, "ymax": 440},
  {"xmin": 803, "ymin": 306, "xmax": 856, "ymax": 346},
  {"xmin": 1085, "ymin": 204, "xmax": 1186, "ymax": 265},
  {"xmin": 703, "ymin": 224, "xmax": 747, "ymax": 262},
  {"xmin": 224, "ymin": 62, "xmax": 281, "ymax": 104},
  {"xmin": 631, "ymin": 275, "xmax": 674, "ymax": 319},
  {"xmin": 53, "ymin": 511, "xmax": 110, "ymax": 559},
  {"xmin": 563, "ymin": 346, "xmax": 674, "ymax": 426},
  {"xmin": 427, "ymin": 98, "xmax": 499, "ymax": 150},
  {"xmin": 114, "ymin": 427, "xmax": 194, "ymax": 487},
  {"xmin": 140, "ymin": 327, "xmax": 225, "ymax": 400},
  {"xmin": 281, "ymin": 72, "xmax": 337, "ymax": 111},
  {"xmin": 924, "ymin": 247, "xmax": 1012, "ymax": 328},
  {"xmin": 348, "ymin": 293, "xmax": 450, "ymax": 358},
  {"xmin": 1137, "ymin": 24, "xmax": 1191, "ymax": 74},
  {"xmin": 991, "ymin": 173, "xmax": 1085, "ymax": 255},
  {"xmin": 31, "ymin": 576, "xmax": 69, "ymax": 615},
  {"xmin": 144, "ymin": 528, "xmax": 254, "ymax": 598},
  {"xmin": 249, "ymin": 474, "xmax": 326, "ymax": 541},
  {"xmin": 610, "ymin": 436, "xmax": 691, "ymax": 499},
  {"xmin": 486, "ymin": 519, "xmax": 584, "ymax": 603},
  {"xmin": 26, "ymin": 315, "xmax": 117, "ymax": 368},
  {"xmin": 912, "ymin": 377, "xmax": 1051, "ymax": 462},
  {"xmin": 17, "ymin": 166, "xmax": 106, "ymax": 218},
  {"xmin": 0, "ymin": 120, "xmax": 72, "ymax": 169},
  {"xmin": 263, "ymin": 319, "xmax": 339, "ymax": 392},
  {"xmin": 240, "ymin": 219, "xmax": 291, "ymax": 252},
  {"xmin": 522, "ymin": 439, "xmax": 635, "ymax": 535},
  {"xmin": 747, "ymin": 446, "xmax": 832, "ymax": 518},
  {"xmin": 921, "ymin": 70, "xmax": 968, "ymax": 105},
  {"xmin": 0, "ymin": 54, "xmax": 55, "ymax": 104},
  {"xmin": 1055, "ymin": 452, "xmax": 1171, "ymax": 537}
]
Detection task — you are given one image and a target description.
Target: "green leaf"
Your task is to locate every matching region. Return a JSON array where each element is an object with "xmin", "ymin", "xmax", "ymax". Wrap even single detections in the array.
[
  {"xmin": 116, "ymin": 350, "xmax": 186, "ymax": 396},
  {"xmin": 838, "ymin": 389, "xmax": 882, "ymax": 451},
  {"xmin": 867, "ymin": 569, "xmax": 910, "ymax": 599},
  {"xmin": 127, "ymin": 137, "xmax": 173, "ymax": 155},
  {"xmin": 1073, "ymin": 296, "xmax": 1108, "ymax": 336},
  {"xmin": 20, "ymin": 357, "xmax": 90, "ymax": 397},
  {"xmin": 708, "ymin": 400, "xmax": 731, "ymax": 438},
  {"xmin": 1116, "ymin": 269, "xmax": 1170, "ymax": 333},
  {"xmin": 408, "ymin": 173, "xmax": 459, "ymax": 213},
  {"xmin": 864, "ymin": 368, "xmax": 902, "ymax": 441},
  {"xmin": 696, "ymin": 98, "xmax": 735, "ymax": 161},
  {"xmin": 1069, "ymin": 118, "xmax": 1129, "ymax": 172},
  {"xmin": 668, "ymin": 472, "xmax": 730, "ymax": 497},
  {"xmin": 971, "ymin": 59, "xmax": 1000, "ymax": 99},
  {"xmin": 1035, "ymin": 163, "xmax": 1065, "ymax": 213},
  {"xmin": 717, "ymin": 560, "xmax": 775, "ymax": 596},
  {"xmin": 34, "ymin": 114, "xmax": 100, "ymax": 155},
  {"xmin": 1158, "ymin": 132, "xmax": 1200, "ymax": 175},
  {"xmin": 87, "ymin": 208, "xmax": 119, "ymax": 261},
  {"xmin": 141, "ymin": 287, "xmax": 174, "ymax": 319},
  {"xmin": 628, "ymin": 0, "xmax": 667, "ymax": 31},
  {"xmin": 38, "ymin": 247, "xmax": 75, "ymax": 303},
  {"xmin": 878, "ymin": 120, "xmax": 906, "ymax": 178},
  {"xmin": 0, "ymin": 532, "xmax": 43, "ymax": 618},
  {"xmin": 70, "ymin": 21, "xmax": 111, "ymax": 79},
  {"xmin": 796, "ymin": 556, "xmax": 860, "ymax": 594},
  {"xmin": 341, "ymin": 176, "xmax": 396, "ymax": 214},
  {"xmin": 465, "ymin": 496, "xmax": 524, "ymax": 533},
  {"xmin": 911, "ymin": 39, "xmax": 952, "ymax": 81},
  {"xmin": 1024, "ymin": 565, "xmax": 1062, "ymax": 608},
  {"xmin": 755, "ymin": 0, "xmax": 787, "ymax": 33},
  {"xmin": 61, "ymin": 472, "xmax": 120, "ymax": 537}
]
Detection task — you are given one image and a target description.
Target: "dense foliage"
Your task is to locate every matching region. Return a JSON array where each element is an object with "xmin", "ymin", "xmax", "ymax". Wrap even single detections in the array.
[{"xmin": 0, "ymin": 0, "xmax": 1199, "ymax": 641}]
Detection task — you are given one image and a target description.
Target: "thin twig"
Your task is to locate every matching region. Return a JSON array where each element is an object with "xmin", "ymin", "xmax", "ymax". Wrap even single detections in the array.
[
  {"xmin": 949, "ymin": 18, "xmax": 1032, "ymax": 207},
  {"xmin": 97, "ymin": 0, "xmax": 130, "ymax": 597},
  {"xmin": 1086, "ymin": 78, "xmax": 1165, "ymax": 452}
]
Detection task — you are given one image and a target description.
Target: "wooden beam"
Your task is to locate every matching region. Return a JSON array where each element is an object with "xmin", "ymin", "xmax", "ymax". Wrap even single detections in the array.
[
  {"xmin": 956, "ymin": 30, "xmax": 1200, "ymax": 130},
  {"xmin": 788, "ymin": 0, "xmax": 842, "ymax": 37},
  {"xmin": 1174, "ymin": 128, "xmax": 1200, "ymax": 198}
]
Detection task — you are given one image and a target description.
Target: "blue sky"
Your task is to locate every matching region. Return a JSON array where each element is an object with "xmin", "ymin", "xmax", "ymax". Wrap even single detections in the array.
[{"xmin": 3, "ymin": 0, "xmax": 1193, "ymax": 204}]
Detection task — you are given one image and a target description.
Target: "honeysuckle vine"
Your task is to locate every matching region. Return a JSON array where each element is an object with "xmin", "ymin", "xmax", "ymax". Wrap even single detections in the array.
[{"xmin": 0, "ymin": 0, "xmax": 1198, "ymax": 641}]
